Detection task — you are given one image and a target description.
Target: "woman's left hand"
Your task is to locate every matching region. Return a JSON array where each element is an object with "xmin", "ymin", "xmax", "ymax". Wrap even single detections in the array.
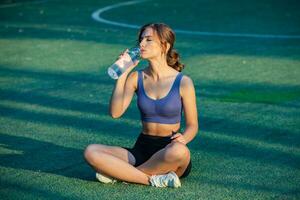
[{"xmin": 171, "ymin": 133, "xmax": 187, "ymax": 145}]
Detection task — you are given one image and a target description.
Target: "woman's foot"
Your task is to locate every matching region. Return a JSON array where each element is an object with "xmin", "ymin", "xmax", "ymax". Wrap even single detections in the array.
[
  {"xmin": 96, "ymin": 172, "xmax": 117, "ymax": 184},
  {"xmin": 149, "ymin": 171, "xmax": 181, "ymax": 188}
]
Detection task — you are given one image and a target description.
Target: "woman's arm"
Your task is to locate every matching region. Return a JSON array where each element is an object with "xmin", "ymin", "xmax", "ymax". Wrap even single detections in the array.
[
  {"xmin": 172, "ymin": 76, "xmax": 198, "ymax": 144},
  {"xmin": 109, "ymin": 60, "xmax": 138, "ymax": 118}
]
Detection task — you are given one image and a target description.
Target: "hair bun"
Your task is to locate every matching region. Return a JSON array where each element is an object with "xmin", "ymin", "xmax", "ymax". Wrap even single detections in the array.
[{"xmin": 167, "ymin": 49, "xmax": 184, "ymax": 72}]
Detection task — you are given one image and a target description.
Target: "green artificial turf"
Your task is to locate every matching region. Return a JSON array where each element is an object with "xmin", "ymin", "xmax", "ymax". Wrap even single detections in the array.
[{"xmin": 0, "ymin": 0, "xmax": 300, "ymax": 199}]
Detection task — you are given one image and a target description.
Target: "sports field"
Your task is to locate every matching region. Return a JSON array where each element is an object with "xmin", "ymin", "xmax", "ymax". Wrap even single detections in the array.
[{"xmin": 0, "ymin": 0, "xmax": 300, "ymax": 199}]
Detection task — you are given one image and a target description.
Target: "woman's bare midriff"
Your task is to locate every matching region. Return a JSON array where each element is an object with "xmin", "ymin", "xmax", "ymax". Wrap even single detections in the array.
[{"xmin": 141, "ymin": 121, "xmax": 180, "ymax": 137}]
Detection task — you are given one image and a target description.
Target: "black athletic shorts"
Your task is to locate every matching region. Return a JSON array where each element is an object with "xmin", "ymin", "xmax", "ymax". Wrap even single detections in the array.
[{"xmin": 124, "ymin": 133, "xmax": 192, "ymax": 178}]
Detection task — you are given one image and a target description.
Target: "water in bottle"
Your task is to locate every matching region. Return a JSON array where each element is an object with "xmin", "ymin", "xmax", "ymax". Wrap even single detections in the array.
[{"xmin": 108, "ymin": 47, "xmax": 140, "ymax": 79}]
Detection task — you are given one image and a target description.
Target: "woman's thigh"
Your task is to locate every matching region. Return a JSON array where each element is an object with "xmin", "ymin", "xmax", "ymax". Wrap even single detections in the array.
[{"xmin": 84, "ymin": 144, "xmax": 136, "ymax": 166}]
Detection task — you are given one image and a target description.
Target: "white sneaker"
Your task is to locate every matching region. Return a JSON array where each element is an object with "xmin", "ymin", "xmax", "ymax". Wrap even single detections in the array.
[
  {"xmin": 96, "ymin": 172, "xmax": 117, "ymax": 184},
  {"xmin": 149, "ymin": 171, "xmax": 181, "ymax": 188}
]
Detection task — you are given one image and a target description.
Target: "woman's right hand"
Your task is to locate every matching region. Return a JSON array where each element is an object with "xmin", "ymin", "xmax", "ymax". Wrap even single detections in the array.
[
  {"xmin": 117, "ymin": 49, "xmax": 140, "ymax": 76},
  {"xmin": 117, "ymin": 49, "xmax": 129, "ymax": 60}
]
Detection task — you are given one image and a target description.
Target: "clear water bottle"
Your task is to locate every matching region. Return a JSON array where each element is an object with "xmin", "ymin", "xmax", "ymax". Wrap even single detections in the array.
[{"xmin": 108, "ymin": 47, "xmax": 140, "ymax": 79}]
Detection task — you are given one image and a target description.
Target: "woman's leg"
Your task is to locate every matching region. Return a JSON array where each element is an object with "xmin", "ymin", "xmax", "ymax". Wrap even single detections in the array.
[
  {"xmin": 84, "ymin": 144, "xmax": 150, "ymax": 185},
  {"xmin": 136, "ymin": 142, "xmax": 191, "ymax": 177}
]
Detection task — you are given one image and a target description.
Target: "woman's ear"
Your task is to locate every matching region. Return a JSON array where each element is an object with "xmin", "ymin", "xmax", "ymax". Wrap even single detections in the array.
[
  {"xmin": 161, "ymin": 42, "xmax": 171, "ymax": 56},
  {"xmin": 166, "ymin": 42, "xmax": 171, "ymax": 53}
]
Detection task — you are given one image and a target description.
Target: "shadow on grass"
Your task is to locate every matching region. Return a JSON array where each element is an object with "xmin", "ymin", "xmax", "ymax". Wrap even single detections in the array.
[
  {"xmin": 1, "ymin": 101, "xmax": 299, "ymax": 171},
  {"xmin": 200, "ymin": 116, "xmax": 300, "ymax": 148},
  {"xmin": 195, "ymin": 81, "xmax": 300, "ymax": 109},
  {"xmin": 2, "ymin": 181, "xmax": 70, "ymax": 199},
  {"xmin": 0, "ymin": 104, "xmax": 138, "ymax": 139},
  {"xmin": 0, "ymin": 133, "xmax": 95, "ymax": 180},
  {"xmin": 0, "ymin": 66, "xmax": 107, "ymax": 85},
  {"xmin": 202, "ymin": 177, "xmax": 299, "ymax": 198},
  {"xmin": 0, "ymin": 88, "xmax": 107, "ymax": 116},
  {"xmin": 192, "ymin": 135, "xmax": 300, "ymax": 170},
  {"xmin": 0, "ymin": 66, "xmax": 139, "ymax": 121}
]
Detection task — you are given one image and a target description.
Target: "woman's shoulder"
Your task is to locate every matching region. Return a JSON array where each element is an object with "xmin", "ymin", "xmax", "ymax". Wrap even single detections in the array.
[
  {"xmin": 180, "ymin": 74, "xmax": 193, "ymax": 85},
  {"xmin": 179, "ymin": 74, "xmax": 195, "ymax": 92},
  {"xmin": 125, "ymin": 70, "xmax": 140, "ymax": 90},
  {"xmin": 127, "ymin": 70, "xmax": 139, "ymax": 79}
]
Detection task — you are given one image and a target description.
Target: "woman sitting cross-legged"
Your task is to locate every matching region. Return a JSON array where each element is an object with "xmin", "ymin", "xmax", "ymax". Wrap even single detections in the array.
[{"xmin": 84, "ymin": 23, "xmax": 198, "ymax": 188}]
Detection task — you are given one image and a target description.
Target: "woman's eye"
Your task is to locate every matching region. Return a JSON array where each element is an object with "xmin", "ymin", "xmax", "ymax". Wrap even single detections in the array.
[{"xmin": 147, "ymin": 39, "xmax": 152, "ymax": 41}]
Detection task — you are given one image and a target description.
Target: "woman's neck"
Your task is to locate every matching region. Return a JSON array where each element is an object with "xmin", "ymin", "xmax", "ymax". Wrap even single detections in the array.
[{"xmin": 147, "ymin": 57, "xmax": 170, "ymax": 81}]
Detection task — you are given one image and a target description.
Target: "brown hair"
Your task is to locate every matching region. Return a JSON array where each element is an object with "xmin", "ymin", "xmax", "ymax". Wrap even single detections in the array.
[{"xmin": 138, "ymin": 23, "xmax": 185, "ymax": 72}]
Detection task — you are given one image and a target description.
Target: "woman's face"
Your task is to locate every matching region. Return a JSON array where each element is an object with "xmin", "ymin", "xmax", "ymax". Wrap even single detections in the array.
[{"xmin": 139, "ymin": 27, "xmax": 162, "ymax": 59}]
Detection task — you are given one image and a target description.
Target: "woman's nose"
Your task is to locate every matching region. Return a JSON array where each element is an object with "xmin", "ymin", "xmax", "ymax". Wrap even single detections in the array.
[{"xmin": 139, "ymin": 40, "xmax": 145, "ymax": 48}]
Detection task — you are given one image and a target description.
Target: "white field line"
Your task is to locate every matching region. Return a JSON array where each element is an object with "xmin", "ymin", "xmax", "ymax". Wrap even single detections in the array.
[{"xmin": 91, "ymin": 0, "xmax": 300, "ymax": 39}]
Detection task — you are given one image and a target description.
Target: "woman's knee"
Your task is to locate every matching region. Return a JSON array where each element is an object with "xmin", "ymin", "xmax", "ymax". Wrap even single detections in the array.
[
  {"xmin": 165, "ymin": 142, "xmax": 190, "ymax": 162},
  {"xmin": 84, "ymin": 144, "xmax": 103, "ymax": 162}
]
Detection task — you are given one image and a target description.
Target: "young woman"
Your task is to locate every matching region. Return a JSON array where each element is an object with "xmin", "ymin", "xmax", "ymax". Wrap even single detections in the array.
[{"xmin": 84, "ymin": 23, "xmax": 198, "ymax": 188}]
